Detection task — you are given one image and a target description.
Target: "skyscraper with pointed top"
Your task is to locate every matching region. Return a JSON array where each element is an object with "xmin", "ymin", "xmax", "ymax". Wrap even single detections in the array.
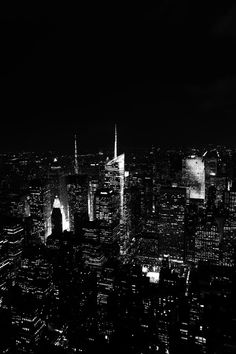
[
  {"xmin": 105, "ymin": 124, "xmax": 124, "ymax": 218},
  {"xmin": 74, "ymin": 133, "xmax": 79, "ymax": 175},
  {"xmin": 103, "ymin": 124, "xmax": 132, "ymax": 255},
  {"xmin": 114, "ymin": 123, "xmax": 117, "ymax": 159},
  {"xmin": 66, "ymin": 133, "xmax": 89, "ymax": 232},
  {"xmin": 51, "ymin": 196, "xmax": 63, "ymax": 234}
]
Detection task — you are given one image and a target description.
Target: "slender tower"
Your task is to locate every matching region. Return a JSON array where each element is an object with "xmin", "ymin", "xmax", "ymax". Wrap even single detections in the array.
[
  {"xmin": 114, "ymin": 123, "xmax": 117, "ymax": 159},
  {"xmin": 74, "ymin": 133, "xmax": 79, "ymax": 175}
]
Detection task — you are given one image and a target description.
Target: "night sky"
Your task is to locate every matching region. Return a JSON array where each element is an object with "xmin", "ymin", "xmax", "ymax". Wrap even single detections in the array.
[{"xmin": 1, "ymin": 4, "xmax": 236, "ymax": 152}]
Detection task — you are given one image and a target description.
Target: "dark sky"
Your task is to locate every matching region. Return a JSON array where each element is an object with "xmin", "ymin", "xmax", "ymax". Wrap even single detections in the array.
[{"xmin": 1, "ymin": 3, "xmax": 236, "ymax": 152}]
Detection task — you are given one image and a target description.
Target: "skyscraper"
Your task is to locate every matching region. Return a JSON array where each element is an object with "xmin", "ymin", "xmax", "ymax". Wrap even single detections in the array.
[
  {"xmin": 74, "ymin": 133, "xmax": 79, "ymax": 175},
  {"xmin": 95, "ymin": 188, "xmax": 120, "ymax": 257},
  {"xmin": 51, "ymin": 196, "xmax": 63, "ymax": 235},
  {"xmin": 104, "ymin": 125, "xmax": 125, "ymax": 220},
  {"xmin": 103, "ymin": 125, "xmax": 128, "ymax": 256},
  {"xmin": 4, "ymin": 223, "xmax": 24, "ymax": 278},
  {"xmin": 48, "ymin": 157, "xmax": 69, "ymax": 231},
  {"xmin": 194, "ymin": 219, "xmax": 221, "ymax": 265},
  {"xmin": 158, "ymin": 186, "xmax": 186, "ymax": 260},
  {"xmin": 182, "ymin": 156, "xmax": 205, "ymax": 201},
  {"xmin": 95, "ymin": 188, "xmax": 119, "ymax": 225},
  {"xmin": 66, "ymin": 174, "xmax": 89, "ymax": 232},
  {"xmin": 28, "ymin": 180, "xmax": 51, "ymax": 242},
  {"xmin": 0, "ymin": 231, "xmax": 10, "ymax": 289},
  {"xmin": 81, "ymin": 220, "xmax": 107, "ymax": 269}
]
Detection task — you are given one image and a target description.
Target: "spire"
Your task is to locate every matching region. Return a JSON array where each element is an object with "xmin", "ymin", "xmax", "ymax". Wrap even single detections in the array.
[
  {"xmin": 53, "ymin": 196, "xmax": 61, "ymax": 209},
  {"xmin": 114, "ymin": 123, "xmax": 117, "ymax": 159},
  {"xmin": 74, "ymin": 133, "xmax": 79, "ymax": 175}
]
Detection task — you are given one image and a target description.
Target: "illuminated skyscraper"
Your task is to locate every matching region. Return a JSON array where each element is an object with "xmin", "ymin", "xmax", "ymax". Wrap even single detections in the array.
[
  {"xmin": 88, "ymin": 178, "xmax": 99, "ymax": 221},
  {"xmin": 203, "ymin": 149, "xmax": 227, "ymax": 205},
  {"xmin": 48, "ymin": 158, "xmax": 69, "ymax": 231},
  {"xmin": 224, "ymin": 187, "xmax": 236, "ymax": 228},
  {"xmin": 17, "ymin": 257, "xmax": 54, "ymax": 300},
  {"xmin": 95, "ymin": 189, "xmax": 120, "ymax": 256},
  {"xmin": 74, "ymin": 133, "xmax": 79, "ymax": 175},
  {"xmin": 103, "ymin": 125, "xmax": 128, "ymax": 255},
  {"xmin": 194, "ymin": 220, "xmax": 221, "ymax": 265},
  {"xmin": 66, "ymin": 174, "xmax": 89, "ymax": 232},
  {"xmin": 114, "ymin": 123, "xmax": 117, "ymax": 159},
  {"xmin": 48, "ymin": 158, "xmax": 62, "ymax": 205},
  {"xmin": 95, "ymin": 189, "xmax": 119, "ymax": 224},
  {"xmin": 0, "ymin": 231, "xmax": 10, "ymax": 289},
  {"xmin": 4, "ymin": 223, "xmax": 24, "ymax": 277},
  {"xmin": 81, "ymin": 221, "xmax": 107, "ymax": 269},
  {"xmin": 51, "ymin": 196, "xmax": 63, "ymax": 235},
  {"xmin": 11, "ymin": 296, "xmax": 45, "ymax": 353},
  {"xmin": 28, "ymin": 180, "xmax": 51, "ymax": 242},
  {"xmin": 182, "ymin": 156, "xmax": 205, "ymax": 200},
  {"xmin": 104, "ymin": 124, "xmax": 124, "ymax": 215},
  {"xmin": 158, "ymin": 186, "xmax": 186, "ymax": 260}
]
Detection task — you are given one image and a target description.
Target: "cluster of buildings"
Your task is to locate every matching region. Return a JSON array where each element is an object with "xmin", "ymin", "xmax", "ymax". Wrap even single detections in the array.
[{"xmin": 0, "ymin": 127, "xmax": 236, "ymax": 353}]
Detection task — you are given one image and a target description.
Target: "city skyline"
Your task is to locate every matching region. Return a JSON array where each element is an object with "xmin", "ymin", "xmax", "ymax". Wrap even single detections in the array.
[{"xmin": 1, "ymin": 6, "xmax": 236, "ymax": 353}]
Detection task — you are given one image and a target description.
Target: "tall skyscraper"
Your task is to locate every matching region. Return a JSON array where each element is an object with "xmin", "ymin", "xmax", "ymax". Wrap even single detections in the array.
[
  {"xmin": 182, "ymin": 156, "xmax": 205, "ymax": 200},
  {"xmin": 114, "ymin": 123, "xmax": 117, "ymax": 159},
  {"xmin": 74, "ymin": 133, "xmax": 79, "ymax": 175},
  {"xmin": 51, "ymin": 196, "xmax": 63, "ymax": 235},
  {"xmin": 81, "ymin": 220, "xmax": 107, "ymax": 270},
  {"xmin": 28, "ymin": 180, "xmax": 51, "ymax": 242},
  {"xmin": 105, "ymin": 153, "xmax": 125, "ymax": 219},
  {"xmin": 94, "ymin": 189, "xmax": 119, "ymax": 258},
  {"xmin": 104, "ymin": 126, "xmax": 125, "ymax": 220},
  {"xmin": 0, "ymin": 231, "xmax": 10, "ymax": 289},
  {"xmin": 158, "ymin": 186, "xmax": 186, "ymax": 260},
  {"xmin": 4, "ymin": 223, "xmax": 24, "ymax": 277},
  {"xmin": 66, "ymin": 174, "xmax": 89, "ymax": 232},
  {"xmin": 203, "ymin": 149, "xmax": 227, "ymax": 205},
  {"xmin": 194, "ymin": 219, "xmax": 221, "ymax": 265},
  {"xmin": 88, "ymin": 178, "xmax": 99, "ymax": 222},
  {"xmin": 95, "ymin": 188, "xmax": 120, "ymax": 224},
  {"xmin": 48, "ymin": 158, "xmax": 69, "ymax": 231},
  {"xmin": 103, "ymin": 125, "xmax": 129, "ymax": 256}
]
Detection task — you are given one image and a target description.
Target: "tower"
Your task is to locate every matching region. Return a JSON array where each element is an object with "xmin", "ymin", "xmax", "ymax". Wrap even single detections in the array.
[
  {"xmin": 66, "ymin": 174, "xmax": 89, "ymax": 232},
  {"xmin": 51, "ymin": 196, "xmax": 63, "ymax": 235},
  {"xmin": 105, "ymin": 153, "xmax": 125, "ymax": 220},
  {"xmin": 114, "ymin": 123, "xmax": 117, "ymax": 159},
  {"xmin": 74, "ymin": 133, "xmax": 79, "ymax": 175}
]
